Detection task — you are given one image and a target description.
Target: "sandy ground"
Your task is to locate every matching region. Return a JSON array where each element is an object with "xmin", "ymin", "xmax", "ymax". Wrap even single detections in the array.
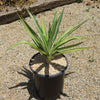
[{"xmin": 0, "ymin": 2, "xmax": 100, "ymax": 100}]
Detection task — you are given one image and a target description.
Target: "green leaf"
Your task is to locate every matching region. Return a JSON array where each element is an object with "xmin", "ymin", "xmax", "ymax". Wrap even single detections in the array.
[
  {"xmin": 17, "ymin": 13, "xmax": 42, "ymax": 48},
  {"xmin": 48, "ymin": 20, "xmax": 58, "ymax": 48},
  {"xmin": 48, "ymin": 9, "xmax": 64, "ymax": 49},
  {"xmin": 55, "ymin": 26, "xmax": 74, "ymax": 46},
  {"xmin": 57, "ymin": 42, "xmax": 83, "ymax": 51},
  {"xmin": 51, "ymin": 11, "xmax": 57, "ymax": 31},
  {"xmin": 52, "ymin": 9, "xmax": 64, "ymax": 43},
  {"xmin": 48, "ymin": 11, "xmax": 57, "ymax": 38},
  {"xmin": 26, "ymin": 8, "xmax": 48, "ymax": 53},
  {"xmin": 54, "ymin": 47, "xmax": 89, "ymax": 56},
  {"xmin": 7, "ymin": 41, "xmax": 46, "ymax": 55},
  {"xmin": 64, "ymin": 19, "xmax": 89, "ymax": 38},
  {"xmin": 58, "ymin": 36, "xmax": 88, "ymax": 47},
  {"xmin": 51, "ymin": 36, "xmax": 88, "ymax": 54},
  {"xmin": 7, "ymin": 41, "xmax": 37, "ymax": 50},
  {"xmin": 41, "ymin": 19, "xmax": 47, "ymax": 40},
  {"xmin": 48, "ymin": 23, "xmax": 51, "ymax": 39},
  {"xmin": 26, "ymin": 8, "xmax": 43, "ymax": 35},
  {"xmin": 47, "ymin": 12, "xmax": 57, "ymax": 47},
  {"xmin": 55, "ymin": 19, "xmax": 89, "ymax": 46}
]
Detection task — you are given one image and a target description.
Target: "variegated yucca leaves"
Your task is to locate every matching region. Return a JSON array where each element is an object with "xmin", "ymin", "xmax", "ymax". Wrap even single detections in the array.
[{"xmin": 8, "ymin": 8, "xmax": 89, "ymax": 63}]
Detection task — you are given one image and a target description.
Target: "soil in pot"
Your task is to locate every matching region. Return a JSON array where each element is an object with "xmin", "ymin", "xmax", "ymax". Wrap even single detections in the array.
[{"xmin": 30, "ymin": 53, "xmax": 67, "ymax": 75}]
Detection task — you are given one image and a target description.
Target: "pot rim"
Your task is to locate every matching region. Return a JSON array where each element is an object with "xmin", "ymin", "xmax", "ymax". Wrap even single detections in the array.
[{"xmin": 29, "ymin": 52, "xmax": 68, "ymax": 78}]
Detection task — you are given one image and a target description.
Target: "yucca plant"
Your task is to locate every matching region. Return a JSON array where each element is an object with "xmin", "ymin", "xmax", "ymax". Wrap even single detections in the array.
[{"xmin": 8, "ymin": 8, "xmax": 89, "ymax": 63}]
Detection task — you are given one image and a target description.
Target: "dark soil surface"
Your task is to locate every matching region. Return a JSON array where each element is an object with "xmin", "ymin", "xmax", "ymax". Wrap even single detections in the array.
[{"xmin": 0, "ymin": 0, "xmax": 36, "ymax": 11}]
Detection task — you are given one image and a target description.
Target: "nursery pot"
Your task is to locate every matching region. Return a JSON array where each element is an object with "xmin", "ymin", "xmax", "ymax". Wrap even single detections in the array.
[{"xmin": 29, "ymin": 52, "xmax": 68, "ymax": 100}]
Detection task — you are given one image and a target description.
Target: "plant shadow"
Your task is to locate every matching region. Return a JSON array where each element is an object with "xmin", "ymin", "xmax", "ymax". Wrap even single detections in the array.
[{"xmin": 9, "ymin": 66, "xmax": 74, "ymax": 100}]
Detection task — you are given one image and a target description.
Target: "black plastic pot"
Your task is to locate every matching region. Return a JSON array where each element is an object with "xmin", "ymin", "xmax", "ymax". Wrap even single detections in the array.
[{"xmin": 29, "ymin": 53, "xmax": 68, "ymax": 100}]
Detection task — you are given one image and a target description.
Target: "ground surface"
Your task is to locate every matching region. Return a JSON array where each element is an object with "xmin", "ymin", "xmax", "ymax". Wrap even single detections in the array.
[{"xmin": 0, "ymin": 2, "xmax": 100, "ymax": 100}]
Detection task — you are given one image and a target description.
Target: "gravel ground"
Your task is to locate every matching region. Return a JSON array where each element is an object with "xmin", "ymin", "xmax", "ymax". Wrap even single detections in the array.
[{"xmin": 0, "ymin": 2, "xmax": 100, "ymax": 100}]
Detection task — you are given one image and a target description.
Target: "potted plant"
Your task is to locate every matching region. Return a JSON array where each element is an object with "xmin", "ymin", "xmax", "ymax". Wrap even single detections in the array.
[{"xmin": 8, "ymin": 8, "xmax": 89, "ymax": 99}]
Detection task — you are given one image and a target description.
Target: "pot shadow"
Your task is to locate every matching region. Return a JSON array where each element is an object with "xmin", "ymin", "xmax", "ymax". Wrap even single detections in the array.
[
  {"xmin": 9, "ymin": 66, "xmax": 74, "ymax": 100},
  {"xmin": 9, "ymin": 66, "xmax": 40, "ymax": 100}
]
